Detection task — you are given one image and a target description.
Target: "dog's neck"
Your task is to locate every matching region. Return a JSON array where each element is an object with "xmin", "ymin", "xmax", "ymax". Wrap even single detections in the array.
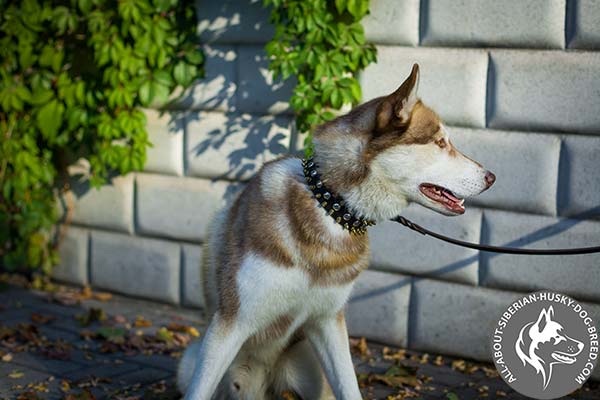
[
  {"xmin": 310, "ymin": 99, "xmax": 411, "ymax": 223},
  {"xmin": 302, "ymin": 157, "xmax": 375, "ymax": 235}
]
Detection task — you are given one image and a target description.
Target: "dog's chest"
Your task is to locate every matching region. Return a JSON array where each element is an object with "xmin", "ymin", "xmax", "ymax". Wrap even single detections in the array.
[{"xmin": 237, "ymin": 256, "xmax": 356, "ymax": 323}]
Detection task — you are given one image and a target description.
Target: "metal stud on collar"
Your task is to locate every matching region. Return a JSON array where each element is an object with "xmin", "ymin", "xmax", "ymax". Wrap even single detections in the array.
[{"xmin": 302, "ymin": 157, "xmax": 375, "ymax": 235}]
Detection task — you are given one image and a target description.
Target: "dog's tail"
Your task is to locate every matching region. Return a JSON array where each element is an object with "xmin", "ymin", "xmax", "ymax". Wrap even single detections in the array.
[{"xmin": 272, "ymin": 339, "xmax": 334, "ymax": 400}]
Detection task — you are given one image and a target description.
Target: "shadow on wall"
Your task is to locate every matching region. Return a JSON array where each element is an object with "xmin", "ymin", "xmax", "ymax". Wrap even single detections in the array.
[
  {"xmin": 172, "ymin": 111, "xmax": 290, "ymax": 183},
  {"xmin": 195, "ymin": 0, "xmax": 274, "ymax": 44},
  {"xmin": 169, "ymin": 0, "xmax": 296, "ymax": 188},
  {"xmin": 171, "ymin": 46, "xmax": 236, "ymax": 112}
]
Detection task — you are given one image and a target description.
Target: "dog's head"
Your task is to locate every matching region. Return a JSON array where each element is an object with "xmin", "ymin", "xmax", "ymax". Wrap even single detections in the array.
[
  {"xmin": 515, "ymin": 306, "xmax": 584, "ymax": 389},
  {"xmin": 313, "ymin": 64, "xmax": 495, "ymax": 220},
  {"xmin": 370, "ymin": 64, "xmax": 495, "ymax": 216}
]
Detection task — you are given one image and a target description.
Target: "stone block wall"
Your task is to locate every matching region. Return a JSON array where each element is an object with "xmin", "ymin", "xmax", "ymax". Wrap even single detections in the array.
[{"xmin": 54, "ymin": 0, "xmax": 600, "ymax": 374}]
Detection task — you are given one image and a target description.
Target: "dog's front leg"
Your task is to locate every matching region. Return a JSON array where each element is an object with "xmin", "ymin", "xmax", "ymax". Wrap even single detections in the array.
[
  {"xmin": 306, "ymin": 313, "xmax": 362, "ymax": 400},
  {"xmin": 183, "ymin": 313, "xmax": 248, "ymax": 400}
]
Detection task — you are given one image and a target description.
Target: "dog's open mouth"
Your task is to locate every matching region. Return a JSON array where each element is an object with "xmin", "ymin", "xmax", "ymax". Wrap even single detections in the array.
[
  {"xmin": 552, "ymin": 351, "xmax": 577, "ymax": 364},
  {"xmin": 419, "ymin": 183, "xmax": 465, "ymax": 214}
]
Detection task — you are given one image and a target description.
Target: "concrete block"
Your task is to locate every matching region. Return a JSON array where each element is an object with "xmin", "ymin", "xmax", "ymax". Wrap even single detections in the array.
[
  {"xmin": 360, "ymin": 47, "xmax": 488, "ymax": 127},
  {"xmin": 90, "ymin": 230, "xmax": 180, "ymax": 304},
  {"xmin": 53, "ymin": 226, "xmax": 89, "ymax": 285},
  {"xmin": 143, "ymin": 109, "xmax": 184, "ymax": 176},
  {"xmin": 173, "ymin": 45, "xmax": 237, "ymax": 111},
  {"xmin": 196, "ymin": 0, "xmax": 274, "ymax": 44},
  {"xmin": 363, "ymin": 0, "xmax": 419, "ymax": 46},
  {"xmin": 568, "ymin": 0, "xmax": 600, "ymax": 49},
  {"xmin": 558, "ymin": 135, "xmax": 600, "ymax": 219},
  {"xmin": 58, "ymin": 171, "xmax": 134, "ymax": 233},
  {"xmin": 182, "ymin": 244, "xmax": 205, "ymax": 308},
  {"xmin": 481, "ymin": 209, "xmax": 600, "ymax": 303},
  {"xmin": 369, "ymin": 204, "xmax": 481, "ymax": 285},
  {"xmin": 488, "ymin": 50, "xmax": 600, "ymax": 134},
  {"xmin": 136, "ymin": 173, "xmax": 236, "ymax": 242},
  {"xmin": 186, "ymin": 111, "xmax": 292, "ymax": 181},
  {"xmin": 410, "ymin": 278, "xmax": 521, "ymax": 361},
  {"xmin": 346, "ymin": 270, "xmax": 411, "ymax": 347},
  {"xmin": 421, "ymin": 0, "xmax": 565, "ymax": 48},
  {"xmin": 451, "ymin": 127, "xmax": 561, "ymax": 215},
  {"xmin": 237, "ymin": 45, "xmax": 295, "ymax": 114}
]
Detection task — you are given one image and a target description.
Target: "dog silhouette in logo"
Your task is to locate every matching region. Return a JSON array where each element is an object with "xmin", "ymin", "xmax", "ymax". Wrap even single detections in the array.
[{"xmin": 515, "ymin": 306, "xmax": 584, "ymax": 389}]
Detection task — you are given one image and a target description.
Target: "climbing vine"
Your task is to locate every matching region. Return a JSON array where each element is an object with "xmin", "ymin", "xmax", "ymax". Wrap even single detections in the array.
[
  {"xmin": 263, "ymin": 0, "xmax": 377, "ymax": 152},
  {"xmin": 0, "ymin": 0, "xmax": 204, "ymax": 274}
]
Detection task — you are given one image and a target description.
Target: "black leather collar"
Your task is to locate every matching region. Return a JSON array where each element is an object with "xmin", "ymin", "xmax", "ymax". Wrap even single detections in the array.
[{"xmin": 302, "ymin": 157, "xmax": 375, "ymax": 235}]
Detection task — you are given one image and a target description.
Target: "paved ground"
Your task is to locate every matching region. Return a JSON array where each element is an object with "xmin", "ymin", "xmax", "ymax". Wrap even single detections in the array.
[{"xmin": 0, "ymin": 283, "xmax": 598, "ymax": 400}]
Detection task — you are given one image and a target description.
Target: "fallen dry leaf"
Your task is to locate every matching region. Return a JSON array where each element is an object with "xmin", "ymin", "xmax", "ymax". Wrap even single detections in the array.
[
  {"xmin": 61, "ymin": 379, "xmax": 72, "ymax": 392},
  {"xmin": 31, "ymin": 312, "xmax": 55, "ymax": 325},
  {"xmin": 92, "ymin": 292, "xmax": 112, "ymax": 301},
  {"xmin": 156, "ymin": 327, "xmax": 174, "ymax": 343},
  {"xmin": 113, "ymin": 314, "xmax": 128, "ymax": 324},
  {"xmin": 370, "ymin": 365, "xmax": 420, "ymax": 389},
  {"xmin": 167, "ymin": 323, "xmax": 199, "ymax": 337},
  {"xmin": 382, "ymin": 347, "xmax": 407, "ymax": 361},
  {"xmin": 96, "ymin": 327, "xmax": 127, "ymax": 344},
  {"xmin": 9, "ymin": 369, "xmax": 25, "ymax": 379},
  {"xmin": 76, "ymin": 308, "xmax": 107, "ymax": 326},
  {"xmin": 16, "ymin": 391, "xmax": 43, "ymax": 400},
  {"xmin": 350, "ymin": 337, "xmax": 369, "ymax": 357},
  {"xmin": 134, "ymin": 316, "xmax": 152, "ymax": 328},
  {"xmin": 80, "ymin": 329, "xmax": 95, "ymax": 340}
]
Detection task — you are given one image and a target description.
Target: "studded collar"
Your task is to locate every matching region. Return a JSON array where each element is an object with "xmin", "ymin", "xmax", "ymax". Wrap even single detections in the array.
[{"xmin": 302, "ymin": 157, "xmax": 375, "ymax": 235}]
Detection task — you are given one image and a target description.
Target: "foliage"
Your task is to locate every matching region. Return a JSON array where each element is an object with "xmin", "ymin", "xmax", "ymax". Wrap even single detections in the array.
[
  {"xmin": 0, "ymin": 0, "xmax": 204, "ymax": 273},
  {"xmin": 263, "ymin": 0, "xmax": 377, "ymax": 152}
]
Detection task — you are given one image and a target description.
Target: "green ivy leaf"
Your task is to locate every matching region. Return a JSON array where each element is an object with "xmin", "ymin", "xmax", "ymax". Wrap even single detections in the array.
[
  {"xmin": 152, "ymin": 81, "xmax": 170, "ymax": 105},
  {"xmin": 15, "ymin": 86, "xmax": 32, "ymax": 102},
  {"xmin": 39, "ymin": 45, "xmax": 55, "ymax": 68},
  {"xmin": 335, "ymin": 0, "xmax": 347, "ymax": 14},
  {"xmin": 350, "ymin": 80, "xmax": 361, "ymax": 102},
  {"xmin": 153, "ymin": 70, "xmax": 173, "ymax": 87},
  {"xmin": 173, "ymin": 62, "xmax": 197, "ymax": 86},
  {"xmin": 138, "ymin": 81, "xmax": 152, "ymax": 105},
  {"xmin": 78, "ymin": 0, "xmax": 92, "ymax": 13},
  {"xmin": 36, "ymin": 99, "xmax": 64, "ymax": 140},
  {"xmin": 185, "ymin": 50, "xmax": 204, "ymax": 65}
]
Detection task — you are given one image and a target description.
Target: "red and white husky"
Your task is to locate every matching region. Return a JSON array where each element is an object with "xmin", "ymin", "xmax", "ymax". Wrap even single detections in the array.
[{"xmin": 178, "ymin": 64, "xmax": 496, "ymax": 399}]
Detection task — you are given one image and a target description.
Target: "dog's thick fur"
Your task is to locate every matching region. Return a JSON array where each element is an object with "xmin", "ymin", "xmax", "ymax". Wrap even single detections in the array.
[
  {"xmin": 515, "ymin": 306, "xmax": 584, "ymax": 390},
  {"xmin": 178, "ymin": 65, "xmax": 495, "ymax": 400}
]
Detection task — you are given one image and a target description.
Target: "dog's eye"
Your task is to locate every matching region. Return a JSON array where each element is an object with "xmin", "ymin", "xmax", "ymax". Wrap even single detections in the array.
[
  {"xmin": 554, "ymin": 336, "xmax": 564, "ymax": 344},
  {"xmin": 435, "ymin": 138, "xmax": 447, "ymax": 148}
]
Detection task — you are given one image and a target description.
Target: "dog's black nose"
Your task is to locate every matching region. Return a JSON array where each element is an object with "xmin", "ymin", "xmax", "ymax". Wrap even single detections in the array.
[{"xmin": 485, "ymin": 171, "xmax": 496, "ymax": 188}]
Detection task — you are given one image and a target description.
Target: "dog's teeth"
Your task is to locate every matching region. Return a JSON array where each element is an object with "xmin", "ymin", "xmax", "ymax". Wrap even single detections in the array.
[{"xmin": 458, "ymin": 199, "xmax": 465, "ymax": 206}]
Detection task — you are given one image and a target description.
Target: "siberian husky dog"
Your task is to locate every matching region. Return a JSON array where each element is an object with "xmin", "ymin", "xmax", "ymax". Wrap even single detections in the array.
[{"xmin": 178, "ymin": 64, "xmax": 496, "ymax": 400}]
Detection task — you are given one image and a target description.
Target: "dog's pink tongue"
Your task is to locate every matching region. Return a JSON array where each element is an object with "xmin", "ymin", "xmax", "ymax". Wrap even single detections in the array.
[{"xmin": 443, "ymin": 189, "xmax": 460, "ymax": 202}]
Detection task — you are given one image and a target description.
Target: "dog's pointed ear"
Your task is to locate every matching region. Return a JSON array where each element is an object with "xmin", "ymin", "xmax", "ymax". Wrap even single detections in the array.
[
  {"xmin": 535, "ymin": 307, "xmax": 551, "ymax": 333},
  {"xmin": 376, "ymin": 63, "xmax": 420, "ymax": 132}
]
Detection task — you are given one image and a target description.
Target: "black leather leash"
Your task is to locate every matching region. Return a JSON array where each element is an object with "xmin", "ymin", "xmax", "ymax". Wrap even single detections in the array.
[{"xmin": 393, "ymin": 216, "xmax": 600, "ymax": 255}]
